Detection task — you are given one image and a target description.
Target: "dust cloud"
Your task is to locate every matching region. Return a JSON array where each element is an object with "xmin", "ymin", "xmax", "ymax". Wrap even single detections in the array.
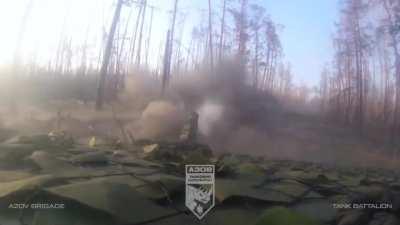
[
  {"xmin": 123, "ymin": 61, "xmax": 283, "ymax": 155},
  {"xmin": 0, "ymin": 61, "xmax": 398, "ymax": 169}
]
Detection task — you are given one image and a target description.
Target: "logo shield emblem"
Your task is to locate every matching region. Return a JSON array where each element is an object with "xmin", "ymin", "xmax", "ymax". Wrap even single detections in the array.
[{"xmin": 185, "ymin": 165, "xmax": 215, "ymax": 220}]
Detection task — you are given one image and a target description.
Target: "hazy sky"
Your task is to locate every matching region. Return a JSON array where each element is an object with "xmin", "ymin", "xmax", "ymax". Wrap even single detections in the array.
[
  {"xmin": 0, "ymin": 0, "xmax": 340, "ymax": 87},
  {"xmin": 264, "ymin": 0, "xmax": 339, "ymax": 86}
]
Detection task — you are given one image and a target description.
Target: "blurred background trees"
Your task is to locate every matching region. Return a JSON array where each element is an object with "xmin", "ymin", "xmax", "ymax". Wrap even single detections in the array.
[{"xmin": 320, "ymin": 0, "xmax": 400, "ymax": 149}]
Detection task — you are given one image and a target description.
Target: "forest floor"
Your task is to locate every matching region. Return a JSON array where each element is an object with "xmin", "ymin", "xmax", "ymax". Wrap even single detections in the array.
[
  {"xmin": 265, "ymin": 111, "xmax": 399, "ymax": 170},
  {"xmin": 0, "ymin": 102, "xmax": 399, "ymax": 225},
  {"xmin": 0, "ymin": 101, "xmax": 398, "ymax": 170}
]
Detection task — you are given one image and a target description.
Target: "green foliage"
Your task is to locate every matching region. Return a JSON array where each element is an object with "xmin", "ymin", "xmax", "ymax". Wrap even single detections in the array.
[
  {"xmin": 255, "ymin": 207, "xmax": 320, "ymax": 225},
  {"xmin": 237, "ymin": 162, "xmax": 265, "ymax": 177}
]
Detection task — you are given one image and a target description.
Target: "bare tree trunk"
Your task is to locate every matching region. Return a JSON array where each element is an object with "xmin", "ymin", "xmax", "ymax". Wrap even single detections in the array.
[
  {"xmin": 185, "ymin": 38, "xmax": 193, "ymax": 73},
  {"xmin": 208, "ymin": 0, "xmax": 214, "ymax": 71},
  {"xmin": 96, "ymin": 0, "xmax": 124, "ymax": 110},
  {"xmin": 268, "ymin": 51, "xmax": 278, "ymax": 91},
  {"xmin": 266, "ymin": 48, "xmax": 275, "ymax": 90},
  {"xmin": 174, "ymin": 20, "xmax": 186, "ymax": 78},
  {"xmin": 78, "ymin": 26, "xmax": 90, "ymax": 76},
  {"xmin": 346, "ymin": 51, "xmax": 352, "ymax": 124},
  {"xmin": 355, "ymin": 37, "xmax": 364, "ymax": 135},
  {"xmin": 169, "ymin": 0, "xmax": 179, "ymax": 63},
  {"xmin": 161, "ymin": 30, "xmax": 172, "ymax": 95},
  {"xmin": 351, "ymin": 1, "xmax": 364, "ymax": 136},
  {"xmin": 382, "ymin": 46, "xmax": 391, "ymax": 124},
  {"xmin": 117, "ymin": 5, "xmax": 134, "ymax": 76},
  {"xmin": 262, "ymin": 47, "xmax": 271, "ymax": 90},
  {"xmin": 237, "ymin": 0, "xmax": 248, "ymax": 63},
  {"xmin": 253, "ymin": 29, "xmax": 259, "ymax": 88},
  {"xmin": 219, "ymin": 0, "xmax": 227, "ymax": 62},
  {"xmin": 136, "ymin": 0, "xmax": 147, "ymax": 67},
  {"xmin": 145, "ymin": 6, "xmax": 154, "ymax": 68},
  {"xmin": 391, "ymin": 45, "xmax": 400, "ymax": 146},
  {"xmin": 129, "ymin": 2, "xmax": 143, "ymax": 66},
  {"xmin": 161, "ymin": 0, "xmax": 178, "ymax": 95}
]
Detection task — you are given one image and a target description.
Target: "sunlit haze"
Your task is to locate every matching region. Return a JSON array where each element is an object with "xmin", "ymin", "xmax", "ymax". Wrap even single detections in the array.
[
  {"xmin": 0, "ymin": 1, "xmax": 400, "ymax": 224},
  {"xmin": 0, "ymin": 0, "xmax": 339, "ymax": 86}
]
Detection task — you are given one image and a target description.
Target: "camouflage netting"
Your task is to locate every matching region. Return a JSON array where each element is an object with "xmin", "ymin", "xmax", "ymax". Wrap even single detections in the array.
[{"xmin": 0, "ymin": 132, "xmax": 399, "ymax": 225}]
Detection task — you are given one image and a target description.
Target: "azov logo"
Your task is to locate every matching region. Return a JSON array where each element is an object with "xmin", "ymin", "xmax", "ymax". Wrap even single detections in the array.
[{"xmin": 185, "ymin": 165, "xmax": 215, "ymax": 220}]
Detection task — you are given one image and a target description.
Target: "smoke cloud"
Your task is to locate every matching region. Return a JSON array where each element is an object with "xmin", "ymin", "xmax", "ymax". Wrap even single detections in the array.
[
  {"xmin": 121, "ymin": 61, "xmax": 282, "ymax": 154},
  {"xmin": 1, "ymin": 61, "xmax": 397, "ymax": 169}
]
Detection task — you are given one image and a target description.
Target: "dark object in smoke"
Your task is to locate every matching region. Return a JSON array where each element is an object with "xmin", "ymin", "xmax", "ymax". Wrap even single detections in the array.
[
  {"xmin": 175, "ymin": 61, "xmax": 281, "ymax": 151},
  {"xmin": 180, "ymin": 111, "xmax": 199, "ymax": 142}
]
